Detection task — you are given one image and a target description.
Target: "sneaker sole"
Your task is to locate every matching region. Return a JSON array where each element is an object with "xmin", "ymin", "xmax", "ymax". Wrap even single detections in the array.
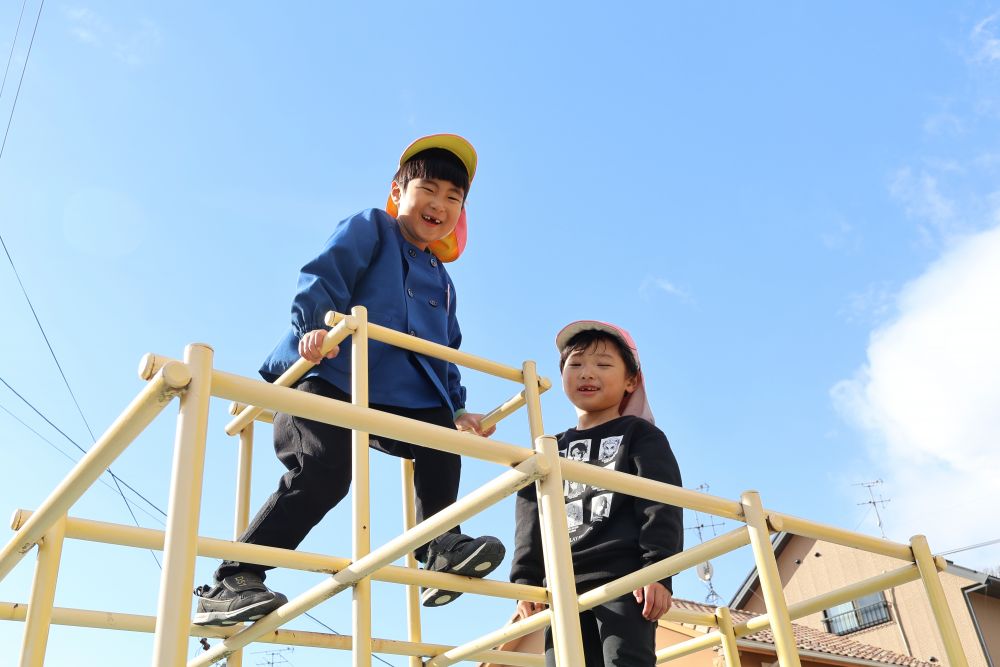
[
  {"xmin": 421, "ymin": 541, "xmax": 505, "ymax": 607},
  {"xmin": 192, "ymin": 596, "xmax": 287, "ymax": 627}
]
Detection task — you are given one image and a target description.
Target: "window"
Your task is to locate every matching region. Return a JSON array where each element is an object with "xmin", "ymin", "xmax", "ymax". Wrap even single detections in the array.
[{"xmin": 822, "ymin": 592, "xmax": 891, "ymax": 635}]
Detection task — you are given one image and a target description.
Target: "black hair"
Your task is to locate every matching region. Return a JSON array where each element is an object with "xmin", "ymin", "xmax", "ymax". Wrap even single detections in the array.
[
  {"xmin": 559, "ymin": 330, "xmax": 639, "ymax": 378},
  {"xmin": 393, "ymin": 147, "xmax": 469, "ymax": 201}
]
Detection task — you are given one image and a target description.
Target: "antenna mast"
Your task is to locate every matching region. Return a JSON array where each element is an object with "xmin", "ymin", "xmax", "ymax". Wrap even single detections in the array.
[{"xmin": 855, "ymin": 479, "xmax": 891, "ymax": 538}]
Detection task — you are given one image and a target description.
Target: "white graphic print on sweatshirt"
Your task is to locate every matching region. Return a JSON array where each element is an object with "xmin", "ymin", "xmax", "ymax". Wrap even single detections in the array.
[{"xmin": 558, "ymin": 434, "xmax": 624, "ymax": 544}]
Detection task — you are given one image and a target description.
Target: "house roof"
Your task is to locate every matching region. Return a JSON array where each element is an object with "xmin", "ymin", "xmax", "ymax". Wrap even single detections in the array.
[{"xmin": 669, "ymin": 598, "xmax": 935, "ymax": 667}]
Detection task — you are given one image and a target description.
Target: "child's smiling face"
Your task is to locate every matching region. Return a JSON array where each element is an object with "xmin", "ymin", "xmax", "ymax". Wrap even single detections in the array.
[
  {"xmin": 390, "ymin": 177, "xmax": 464, "ymax": 250},
  {"xmin": 562, "ymin": 341, "xmax": 638, "ymax": 426}
]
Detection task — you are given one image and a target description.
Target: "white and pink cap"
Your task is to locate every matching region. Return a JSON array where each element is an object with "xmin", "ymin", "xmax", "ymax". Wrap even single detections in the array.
[{"xmin": 555, "ymin": 320, "xmax": 655, "ymax": 425}]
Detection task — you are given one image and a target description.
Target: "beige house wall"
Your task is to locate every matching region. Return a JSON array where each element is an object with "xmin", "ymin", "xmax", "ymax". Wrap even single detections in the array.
[
  {"xmin": 655, "ymin": 625, "xmax": 716, "ymax": 667},
  {"xmin": 741, "ymin": 536, "xmax": 995, "ymax": 667}
]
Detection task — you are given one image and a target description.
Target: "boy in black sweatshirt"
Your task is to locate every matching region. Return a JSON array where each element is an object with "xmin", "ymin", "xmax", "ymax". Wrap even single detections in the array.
[{"xmin": 510, "ymin": 320, "xmax": 683, "ymax": 666}]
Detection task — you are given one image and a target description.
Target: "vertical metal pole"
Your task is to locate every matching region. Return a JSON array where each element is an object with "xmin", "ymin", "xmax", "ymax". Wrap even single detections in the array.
[
  {"xmin": 401, "ymin": 458, "xmax": 422, "ymax": 667},
  {"xmin": 523, "ymin": 361, "xmax": 585, "ymax": 667},
  {"xmin": 351, "ymin": 306, "xmax": 372, "ymax": 667},
  {"xmin": 18, "ymin": 516, "xmax": 66, "ymax": 667},
  {"xmin": 152, "ymin": 343, "xmax": 214, "ymax": 667},
  {"xmin": 740, "ymin": 491, "xmax": 800, "ymax": 667},
  {"xmin": 226, "ymin": 422, "xmax": 255, "ymax": 667},
  {"xmin": 716, "ymin": 606, "xmax": 742, "ymax": 667},
  {"xmin": 911, "ymin": 535, "xmax": 969, "ymax": 667}
]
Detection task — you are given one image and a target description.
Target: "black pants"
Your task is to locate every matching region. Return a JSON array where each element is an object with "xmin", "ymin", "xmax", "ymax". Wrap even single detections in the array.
[
  {"xmin": 216, "ymin": 378, "xmax": 461, "ymax": 581},
  {"xmin": 544, "ymin": 592, "xmax": 656, "ymax": 667}
]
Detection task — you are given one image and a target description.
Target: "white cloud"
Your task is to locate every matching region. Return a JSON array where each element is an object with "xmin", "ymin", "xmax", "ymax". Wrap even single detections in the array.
[
  {"xmin": 64, "ymin": 7, "xmax": 161, "ymax": 67},
  {"xmin": 832, "ymin": 224, "xmax": 1000, "ymax": 568},
  {"xmin": 889, "ymin": 167, "xmax": 958, "ymax": 240},
  {"xmin": 639, "ymin": 276, "xmax": 692, "ymax": 303},
  {"xmin": 971, "ymin": 14, "xmax": 1000, "ymax": 64}
]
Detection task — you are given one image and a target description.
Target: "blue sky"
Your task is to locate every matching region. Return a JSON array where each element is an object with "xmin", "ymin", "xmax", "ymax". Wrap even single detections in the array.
[{"xmin": 2, "ymin": 2, "xmax": 1000, "ymax": 665}]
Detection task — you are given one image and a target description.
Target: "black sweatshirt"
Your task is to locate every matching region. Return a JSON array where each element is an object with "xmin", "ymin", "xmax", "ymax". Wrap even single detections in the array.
[{"xmin": 510, "ymin": 416, "xmax": 683, "ymax": 593}]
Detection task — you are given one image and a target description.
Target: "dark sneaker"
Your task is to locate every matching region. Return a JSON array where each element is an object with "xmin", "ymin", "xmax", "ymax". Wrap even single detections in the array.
[
  {"xmin": 421, "ymin": 533, "xmax": 505, "ymax": 607},
  {"xmin": 192, "ymin": 572, "xmax": 288, "ymax": 626}
]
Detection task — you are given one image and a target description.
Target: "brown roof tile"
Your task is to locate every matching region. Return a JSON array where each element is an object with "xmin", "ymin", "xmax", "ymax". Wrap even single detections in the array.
[{"xmin": 668, "ymin": 599, "xmax": 934, "ymax": 667}]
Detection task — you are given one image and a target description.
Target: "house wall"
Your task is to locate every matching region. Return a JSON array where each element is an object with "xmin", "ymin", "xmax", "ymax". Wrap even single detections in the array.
[
  {"xmin": 741, "ymin": 536, "xmax": 990, "ymax": 667},
  {"xmin": 655, "ymin": 625, "xmax": 717, "ymax": 667}
]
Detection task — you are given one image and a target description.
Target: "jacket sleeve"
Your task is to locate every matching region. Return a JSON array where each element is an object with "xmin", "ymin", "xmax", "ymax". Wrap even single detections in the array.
[
  {"xmin": 630, "ymin": 422, "xmax": 684, "ymax": 592},
  {"xmin": 290, "ymin": 212, "xmax": 380, "ymax": 337},
  {"xmin": 444, "ymin": 274, "xmax": 467, "ymax": 413},
  {"xmin": 509, "ymin": 483, "xmax": 545, "ymax": 587}
]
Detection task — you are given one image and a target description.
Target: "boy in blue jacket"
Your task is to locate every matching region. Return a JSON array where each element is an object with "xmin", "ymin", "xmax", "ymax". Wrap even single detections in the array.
[{"xmin": 194, "ymin": 134, "xmax": 504, "ymax": 626}]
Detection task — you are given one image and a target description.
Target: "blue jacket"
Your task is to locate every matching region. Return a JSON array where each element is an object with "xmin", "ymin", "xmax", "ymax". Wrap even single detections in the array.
[{"xmin": 260, "ymin": 209, "xmax": 466, "ymax": 413}]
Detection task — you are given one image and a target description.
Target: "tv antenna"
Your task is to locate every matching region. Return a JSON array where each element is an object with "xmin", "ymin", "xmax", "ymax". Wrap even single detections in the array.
[
  {"xmin": 252, "ymin": 647, "xmax": 295, "ymax": 666},
  {"xmin": 855, "ymin": 479, "xmax": 891, "ymax": 539},
  {"xmin": 686, "ymin": 483, "xmax": 725, "ymax": 605}
]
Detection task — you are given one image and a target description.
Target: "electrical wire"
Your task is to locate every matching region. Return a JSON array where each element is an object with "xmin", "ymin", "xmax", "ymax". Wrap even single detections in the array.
[
  {"xmin": 1, "ymin": 0, "xmax": 30, "ymax": 100},
  {"xmin": 0, "ymin": 373, "xmax": 167, "ymax": 520},
  {"xmin": 0, "ymin": 401, "xmax": 165, "ymax": 526},
  {"xmin": 0, "ymin": 0, "xmax": 43, "ymax": 162},
  {"xmin": 939, "ymin": 537, "xmax": 1000, "ymax": 557}
]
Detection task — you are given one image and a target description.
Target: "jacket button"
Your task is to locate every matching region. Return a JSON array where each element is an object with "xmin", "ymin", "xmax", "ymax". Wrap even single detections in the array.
[
  {"xmin": 407, "ymin": 288, "xmax": 415, "ymax": 297},
  {"xmin": 408, "ymin": 248, "xmax": 417, "ymax": 258},
  {"xmin": 409, "ymin": 329, "xmax": 416, "ymax": 336},
  {"xmin": 429, "ymin": 298, "xmax": 439, "ymax": 307},
  {"xmin": 430, "ymin": 257, "xmax": 438, "ymax": 267}
]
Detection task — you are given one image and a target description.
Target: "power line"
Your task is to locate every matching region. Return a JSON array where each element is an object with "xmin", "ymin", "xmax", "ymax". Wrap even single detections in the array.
[
  {"xmin": 0, "ymin": 373, "xmax": 166, "ymax": 520},
  {"xmin": 0, "ymin": 0, "xmax": 43, "ymax": 162},
  {"xmin": 1, "ymin": 0, "xmax": 30, "ymax": 100},
  {"xmin": 939, "ymin": 537, "xmax": 1000, "ymax": 557}
]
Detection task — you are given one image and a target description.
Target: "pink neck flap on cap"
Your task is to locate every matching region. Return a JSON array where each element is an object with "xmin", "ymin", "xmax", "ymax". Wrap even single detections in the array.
[{"xmin": 555, "ymin": 320, "xmax": 655, "ymax": 425}]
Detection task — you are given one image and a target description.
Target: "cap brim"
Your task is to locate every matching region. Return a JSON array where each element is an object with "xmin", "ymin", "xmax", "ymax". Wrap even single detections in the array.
[
  {"xmin": 555, "ymin": 320, "xmax": 636, "ymax": 354},
  {"xmin": 399, "ymin": 133, "xmax": 477, "ymax": 183}
]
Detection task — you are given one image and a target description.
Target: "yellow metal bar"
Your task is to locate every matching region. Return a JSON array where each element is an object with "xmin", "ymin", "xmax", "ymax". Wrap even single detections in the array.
[
  {"xmin": 229, "ymin": 401, "xmax": 275, "ymax": 424},
  {"xmin": 533, "ymin": 434, "xmax": 584, "ymax": 667},
  {"xmin": 522, "ymin": 360, "xmax": 584, "ymax": 666},
  {"xmin": 0, "ymin": 362, "xmax": 190, "ymax": 582},
  {"xmin": 211, "ymin": 369, "xmax": 532, "ymax": 466},
  {"xmin": 478, "ymin": 378, "xmax": 553, "ymax": 433},
  {"xmin": 401, "ymin": 459, "xmax": 422, "ymax": 667},
  {"xmin": 654, "ymin": 631, "xmax": 723, "ymax": 662},
  {"xmin": 18, "ymin": 516, "xmax": 66, "ymax": 667},
  {"xmin": 768, "ymin": 512, "xmax": 914, "ymax": 562},
  {"xmin": 325, "ymin": 310, "xmax": 526, "ymax": 383},
  {"xmin": 225, "ymin": 318, "xmax": 355, "ymax": 435},
  {"xmin": 10, "ymin": 510, "xmax": 548, "ymax": 603},
  {"xmin": 562, "ymin": 458, "xmax": 744, "ymax": 521},
  {"xmin": 716, "ymin": 606, "xmax": 741, "ymax": 667},
  {"xmin": 736, "ymin": 563, "xmax": 922, "ymax": 636},
  {"xmin": 228, "ymin": 422, "xmax": 254, "ymax": 667},
  {"xmin": 351, "ymin": 306, "xmax": 372, "ymax": 667},
  {"xmin": 189, "ymin": 457, "xmax": 546, "ymax": 667},
  {"xmin": 741, "ymin": 491, "xmax": 800, "ymax": 667},
  {"xmin": 153, "ymin": 343, "xmax": 215, "ymax": 667},
  {"xmin": 430, "ymin": 528, "xmax": 750, "ymax": 667},
  {"xmin": 0, "ymin": 601, "xmax": 545, "ymax": 665},
  {"xmin": 234, "ymin": 423, "xmax": 253, "ymax": 537},
  {"xmin": 911, "ymin": 534, "xmax": 969, "ymax": 667}
]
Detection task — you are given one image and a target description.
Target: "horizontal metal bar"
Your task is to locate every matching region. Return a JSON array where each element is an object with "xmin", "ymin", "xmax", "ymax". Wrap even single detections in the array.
[
  {"xmin": 0, "ymin": 363, "xmax": 190, "ymax": 582},
  {"xmin": 325, "ymin": 311, "xmax": 532, "ymax": 384},
  {"xmin": 0, "ymin": 602, "xmax": 543, "ymax": 666},
  {"xmin": 768, "ymin": 512, "xmax": 913, "ymax": 561},
  {"xmin": 9, "ymin": 510, "xmax": 548, "ymax": 604},
  {"xmin": 228, "ymin": 402, "xmax": 275, "ymax": 423},
  {"xmin": 560, "ymin": 458, "xmax": 745, "ymax": 520},
  {"xmin": 210, "ymin": 369, "xmax": 534, "ymax": 467}
]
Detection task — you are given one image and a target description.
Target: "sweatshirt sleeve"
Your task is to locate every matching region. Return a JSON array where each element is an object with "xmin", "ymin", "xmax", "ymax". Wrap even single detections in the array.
[
  {"xmin": 509, "ymin": 482, "xmax": 545, "ymax": 587},
  {"xmin": 630, "ymin": 422, "xmax": 684, "ymax": 592},
  {"xmin": 290, "ymin": 212, "xmax": 380, "ymax": 337}
]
